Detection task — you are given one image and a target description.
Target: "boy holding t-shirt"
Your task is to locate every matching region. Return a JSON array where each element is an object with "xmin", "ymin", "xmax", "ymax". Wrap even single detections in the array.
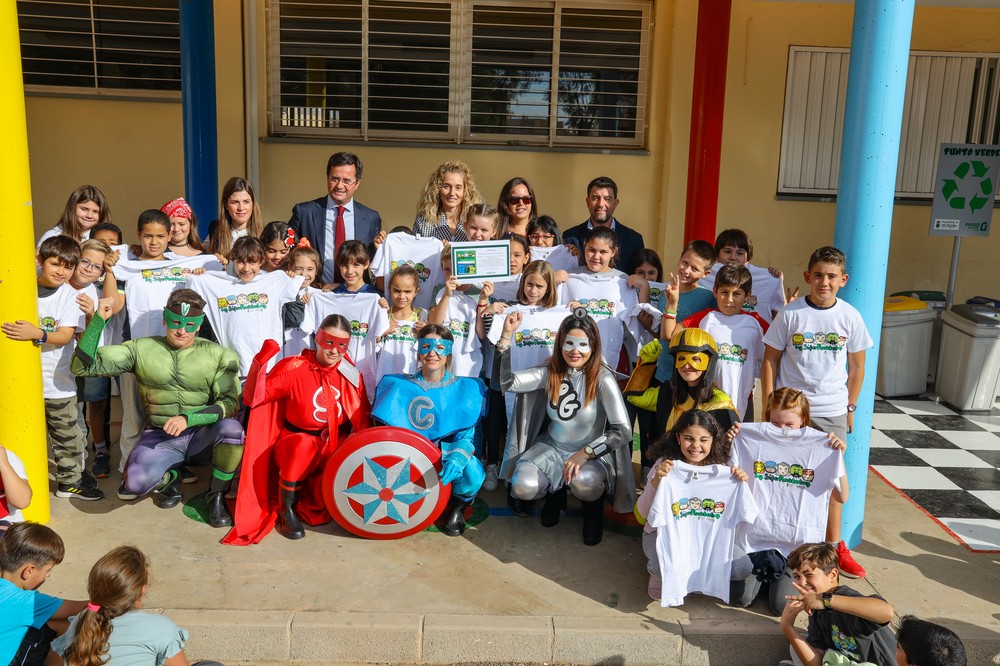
[{"xmin": 761, "ymin": 246, "xmax": 872, "ymax": 578}]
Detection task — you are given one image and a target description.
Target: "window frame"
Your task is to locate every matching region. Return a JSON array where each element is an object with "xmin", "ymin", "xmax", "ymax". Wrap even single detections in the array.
[{"xmin": 266, "ymin": 0, "xmax": 651, "ymax": 149}]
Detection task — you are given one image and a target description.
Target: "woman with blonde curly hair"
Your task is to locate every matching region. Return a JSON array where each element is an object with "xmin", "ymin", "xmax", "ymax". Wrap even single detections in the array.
[{"xmin": 412, "ymin": 161, "xmax": 482, "ymax": 242}]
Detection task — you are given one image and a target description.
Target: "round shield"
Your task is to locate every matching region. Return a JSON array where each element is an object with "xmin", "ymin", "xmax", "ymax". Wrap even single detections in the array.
[{"xmin": 321, "ymin": 426, "xmax": 450, "ymax": 539}]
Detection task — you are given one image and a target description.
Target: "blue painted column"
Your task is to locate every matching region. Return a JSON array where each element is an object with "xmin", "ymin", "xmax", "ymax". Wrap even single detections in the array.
[
  {"xmin": 833, "ymin": 0, "xmax": 915, "ymax": 547},
  {"xmin": 180, "ymin": 0, "xmax": 219, "ymax": 238}
]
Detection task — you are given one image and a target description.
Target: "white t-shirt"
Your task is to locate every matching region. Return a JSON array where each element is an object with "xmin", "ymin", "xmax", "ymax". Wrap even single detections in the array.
[
  {"xmin": 685, "ymin": 309, "xmax": 768, "ymax": 418},
  {"xmin": 375, "ymin": 310, "xmax": 424, "ymax": 385},
  {"xmin": 372, "ymin": 233, "xmax": 445, "ymax": 312},
  {"xmin": 562, "ymin": 271, "xmax": 639, "ymax": 368},
  {"xmin": 432, "ymin": 290, "xmax": 482, "ymax": 378},
  {"xmin": 488, "ymin": 279, "xmax": 521, "ymax": 307},
  {"xmin": 647, "ymin": 461, "xmax": 758, "ymax": 607},
  {"xmin": 762, "ymin": 298, "xmax": 873, "ymax": 417},
  {"xmin": 1, "ymin": 449, "xmax": 28, "ymax": 524},
  {"xmin": 488, "ymin": 304, "xmax": 572, "ymax": 372},
  {"xmin": 114, "ymin": 254, "xmax": 224, "ymax": 339},
  {"xmin": 187, "ymin": 271, "xmax": 304, "ymax": 377},
  {"xmin": 530, "ymin": 245, "xmax": 578, "ymax": 271},
  {"xmin": 700, "ymin": 263, "xmax": 784, "ymax": 324},
  {"xmin": 37, "ymin": 225, "xmax": 90, "ymax": 247},
  {"xmin": 38, "ymin": 284, "xmax": 86, "ymax": 399},
  {"xmin": 731, "ymin": 422, "xmax": 845, "ymax": 555},
  {"xmin": 301, "ymin": 291, "xmax": 391, "ymax": 401}
]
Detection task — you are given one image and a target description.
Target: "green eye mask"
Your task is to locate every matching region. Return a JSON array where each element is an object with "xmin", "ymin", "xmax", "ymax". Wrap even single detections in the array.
[{"xmin": 163, "ymin": 308, "xmax": 204, "ymax": 332}]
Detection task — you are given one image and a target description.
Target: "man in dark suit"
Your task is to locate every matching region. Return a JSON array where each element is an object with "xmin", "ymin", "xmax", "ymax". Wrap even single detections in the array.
[
  {"xmin": 289, "ymin": 151, "xmax": 382, "ymax": 283},
  {"xmin": 563, "ymin": 176, "xmax": 645, "ymax": 275}
]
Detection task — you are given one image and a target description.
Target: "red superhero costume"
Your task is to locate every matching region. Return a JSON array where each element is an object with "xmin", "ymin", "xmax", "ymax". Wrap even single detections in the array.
[{"xmin": 223, "ymin": 339, "xmax": 371, "ymax": 545}]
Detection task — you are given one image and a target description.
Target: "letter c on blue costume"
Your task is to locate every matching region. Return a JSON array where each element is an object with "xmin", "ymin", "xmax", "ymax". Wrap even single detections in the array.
[{"xmin": 408, "ymin": 396, "xmax": 435, "ymax": 431}]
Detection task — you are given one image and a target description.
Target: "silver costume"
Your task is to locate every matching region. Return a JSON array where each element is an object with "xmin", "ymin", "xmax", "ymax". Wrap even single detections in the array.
[{"xmin": 498, "ymin": 358, "xmax": 636, "ymax": 512}]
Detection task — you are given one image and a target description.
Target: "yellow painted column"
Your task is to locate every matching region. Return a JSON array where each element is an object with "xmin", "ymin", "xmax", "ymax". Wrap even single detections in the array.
[{"xmin": 0, "ymin": 6, "xmax": 49, "ymax": 523}]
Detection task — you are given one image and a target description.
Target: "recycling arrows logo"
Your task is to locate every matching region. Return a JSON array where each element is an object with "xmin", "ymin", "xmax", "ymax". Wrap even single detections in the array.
[{"xmin": 941, "ymin": 161, "xmax": 994, "ymax": 212}]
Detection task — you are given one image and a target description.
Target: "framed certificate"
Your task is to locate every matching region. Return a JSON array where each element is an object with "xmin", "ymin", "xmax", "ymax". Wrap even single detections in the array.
[{"xmin": 450, "ymin": 240, "xmax": 514, "ymax": 283}]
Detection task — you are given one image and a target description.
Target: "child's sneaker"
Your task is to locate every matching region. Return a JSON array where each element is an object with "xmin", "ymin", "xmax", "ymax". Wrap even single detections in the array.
[
  {"xmin": 56, "ymin": 479, "xmax": 104, "ymax": 501},
  {"xmin": 92, "ymin": 452, "xmax": 111, "ymax": 478},
  {"xmin": 482, "ymin": 464, "xmax": 499, "ymax": 492},
  {"xmin": 647, "ymin": 575, "xmax": 662, "ymax": 601},
  {"xmin": 836, "ymin": 540, "xmax": 866, "ymax": 578},
  {"xmin": 179, "ymin": 466, "xmax": 198, "ymax": 484},
  {"xmin": 117, "ymin": 483, "xmax": 138, "ymax": 501}
]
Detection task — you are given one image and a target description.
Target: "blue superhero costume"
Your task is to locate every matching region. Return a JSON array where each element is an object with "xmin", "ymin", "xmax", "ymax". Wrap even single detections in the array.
[{"xmin": 372, "ymin": 373, "xmax": 487, "ymax": 504}]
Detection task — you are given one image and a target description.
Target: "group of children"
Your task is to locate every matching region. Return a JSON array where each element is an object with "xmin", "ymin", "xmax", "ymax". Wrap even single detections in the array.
[{"xmin": 1, "ymin": 181, "xmax": 972, "ymax": 666}]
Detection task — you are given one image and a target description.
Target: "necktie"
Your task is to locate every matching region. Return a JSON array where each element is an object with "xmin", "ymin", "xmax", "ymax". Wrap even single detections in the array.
[{"xmin": 334, "ymin": 205, "xmax": 346, "ymax": 282}]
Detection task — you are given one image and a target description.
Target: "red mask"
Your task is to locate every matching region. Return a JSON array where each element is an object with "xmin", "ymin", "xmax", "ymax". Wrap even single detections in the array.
[{"xmin": 315, "ymin": 330, "xmax": 350, "ymax": 355}]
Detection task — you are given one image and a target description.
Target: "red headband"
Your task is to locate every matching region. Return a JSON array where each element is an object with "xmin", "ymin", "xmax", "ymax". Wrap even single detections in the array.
[
  {"xmin": 161, "ymin": 197, "xmax": 193, "ymax": 219},
  {"xmin": 296, "ymin": 237, "xmax": 312, "ymax": 249}
]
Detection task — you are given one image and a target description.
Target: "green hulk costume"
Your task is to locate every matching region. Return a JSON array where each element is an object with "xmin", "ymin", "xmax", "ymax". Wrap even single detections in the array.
[{"xmin": 71, "ymin": 310, "xmax": 245, "ymax": 527}]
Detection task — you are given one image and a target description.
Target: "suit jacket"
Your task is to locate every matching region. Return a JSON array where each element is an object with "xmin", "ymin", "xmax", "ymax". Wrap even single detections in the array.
[
  {"xmin": 288, "ymin": 196, "xmax": 383, "ymax": 266},
  {"xmin": 563, "ymin": 218, "xmax": 645, "ymax": 275}
]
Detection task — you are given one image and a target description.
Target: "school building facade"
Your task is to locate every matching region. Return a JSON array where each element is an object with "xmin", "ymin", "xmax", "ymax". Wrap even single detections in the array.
[{"xmin": 18, "ymin": 0, "xmax": 1000, "ymax": 300}]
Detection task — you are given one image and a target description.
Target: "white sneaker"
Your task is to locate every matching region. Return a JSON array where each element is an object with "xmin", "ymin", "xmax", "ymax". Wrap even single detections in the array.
[{"xmin": 482, "ymin": 464, "xmax": 499, "ymax": 492}]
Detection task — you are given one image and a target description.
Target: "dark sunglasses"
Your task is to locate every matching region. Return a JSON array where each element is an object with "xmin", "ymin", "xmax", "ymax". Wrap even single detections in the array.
[{"xmin": 508, "ymin": 196, "xmax": 533, "ymax": 205}]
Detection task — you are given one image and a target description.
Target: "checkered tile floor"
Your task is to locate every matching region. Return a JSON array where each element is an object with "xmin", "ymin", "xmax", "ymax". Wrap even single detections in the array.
[{"xmin": 870, "ymin": 395, "xmax": 1000, "ymax": 552}]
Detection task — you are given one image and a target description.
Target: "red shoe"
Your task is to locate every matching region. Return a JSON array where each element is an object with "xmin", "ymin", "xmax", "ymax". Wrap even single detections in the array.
[{"xmin": 837, "ymin": 540, "xmax": 866, "ymax": 579}]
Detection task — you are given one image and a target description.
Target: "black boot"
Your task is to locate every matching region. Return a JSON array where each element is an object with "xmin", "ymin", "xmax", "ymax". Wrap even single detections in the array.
[
  {"xmin": 581, "ymin": 499, "xmax": 604, "ymax": 546},
  {"xmin": 442, "ymin": 499, "xmax": 471, "ymax": 537},
  {"xmin": 276, "ymin": 479, "xmax": 305, "ymax": 540},
  {"xmin": 206, "ymin": 475, "xmax": 233, "ymax": 528},
  {"xmin": 153, "ymin": 470, "xmax": 182, "ymax": 509},
  {"xmin": 540, "ymin": 486, "xmax": 567, "ymax": 527},
  {"xmin": 507, "ymin": 490, "xmax": 533, "ymax": 518}
]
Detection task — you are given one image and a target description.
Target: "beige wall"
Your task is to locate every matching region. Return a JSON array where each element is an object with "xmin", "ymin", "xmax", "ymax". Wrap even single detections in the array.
[
  {"xmin": 722, "ymin": 2, "xmax": 1000, "ymax": 302},
  {"xmin": 23, "ymin": 0, "xmax": 1000, "ymax": 304}
]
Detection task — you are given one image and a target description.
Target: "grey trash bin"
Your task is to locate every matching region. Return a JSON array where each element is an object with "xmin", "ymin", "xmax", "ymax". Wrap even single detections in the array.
[{"xmin": 935, "ymin": 304, "xmax": 1000, "ymax": 411}]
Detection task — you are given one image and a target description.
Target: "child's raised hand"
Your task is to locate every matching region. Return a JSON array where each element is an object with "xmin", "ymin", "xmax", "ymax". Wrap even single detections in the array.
[
  {"xmin": 378, "ymin": 297, "xmax": 389, "ymax": 310},
  {"xmin": 731, "ymin": 466, "xmax": 748, "ymax": 482},
  {"xmin": 826, "ymin": 433, "xmax": 847, "ymax": 452},
  {"xmin": 191, "ymin": 267, "xmax": 207, "ymax": 276},
  {"xmin": 373, "ymin": 230, "xmax": 387, "ymax": 248},
  {"xmin": 502, "ymin": 310, "xmax": 523, "ymax": 335},
  {"xmin": 96, "ymin": 297, "xmax": 115, "ymax": 320},
  {"xmin": 565, "ymin": 244, "xmax": 580, "ymax": 257},
  {"xmin": 664, "ymin": 272, "xmax": 680, "ymax": 307},
  {"xmin": 627, "ymin": 274, "xmax": 649, "ymax": 291},
  {"xmin": 104, "ymin": 249, "xmax": 120, "ymax": 270},
  {"xmin": 650, "ymin": 459, "xmax": 674, "ymax": 488},
  {"xmin": 480, "ymin": 281, "xmax": 494, "ymax": 299},
  {"xmin": 724, "ymin": 422, "xmax": 741, "ymax": 445},
  {"xmin": 76, "ymin": 293, "xmax": 95, "ymax": 318},
  {"xmin": 214, "ymin": 253, "xmax": 229, "ymax": 267},
  {"xmin": 637, "ymin": 311, "xmax": 654, "ymax": 333},
  {"xmin": 488, "ymin": 301, "xmax": 509, "ymax": 316},
  {"xmin": 443, "ymin": 275, "xmax": 460, "ymax": 296},
  {"xmin": 300, "ymin": 292, "xmax": 312, "ymax": 305},
  {"xmin": 554, "ymin": 269, "xmax": 569, "ymax": 284},
  {"xmin": 565, "ymin": 300, "xmax": 582, "ymax": 311},
  {"xmin": 768, "ymin": 266, "xmax": 783, "ymax": 280},
  {"xmin": 321, "ymin": 283, "xmax": 335, "ymax": 292},
  {"xmin": 413, "ymin": 320, "xmax": 427, "ymax": 333},
  {"xmin": 785, "ymin": 285, "xmax": 800, "ymax": 303}
]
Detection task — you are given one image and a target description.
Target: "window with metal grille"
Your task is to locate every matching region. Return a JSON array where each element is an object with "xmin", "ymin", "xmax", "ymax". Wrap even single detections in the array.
[
  {"xmin": 269, "ymin": 0, "xmax": 650, "ymax": 148},
  {"xmin": 18, "ymin": 0, "xmax": 181, "ymax": 94},
  {"xmin": 779, "ymin": 46, "xmax": 1000, "ymax": 199}
]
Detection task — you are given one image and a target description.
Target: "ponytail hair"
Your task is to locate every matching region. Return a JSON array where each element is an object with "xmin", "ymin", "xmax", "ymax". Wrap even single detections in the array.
[{"xmin": 64, "ymin": 546, "xmax": 150, "ymax": 666}]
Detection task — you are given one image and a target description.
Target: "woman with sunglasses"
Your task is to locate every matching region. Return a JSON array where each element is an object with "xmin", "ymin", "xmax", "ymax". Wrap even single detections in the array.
[
  {"xmin": 496, "ymin": 308, "xmax": 635, "ymax": 546},
  {"xmin": 371, "ymin": 325, "xmax": 488, "ymax": 537},
  {"xmin": 496, "ymin": 177, "xmax": 539, "ymax": 238}
]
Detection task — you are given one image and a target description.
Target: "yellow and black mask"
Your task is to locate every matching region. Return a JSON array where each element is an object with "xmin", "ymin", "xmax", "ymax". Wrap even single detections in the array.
[{"xmin": 669, "ymin": 328, "xmax": 719, "ymax": 376}]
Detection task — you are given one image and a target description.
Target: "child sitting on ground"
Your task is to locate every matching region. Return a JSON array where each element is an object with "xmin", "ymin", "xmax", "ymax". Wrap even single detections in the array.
[
  {"xmin": 0, "ymin": 522, "xmax": 87, "ymax": 666},
  {"xmin": 0, "ymin": 444, "xmax": 32, "ymax": 532},
  {"xmin": 781, "ymin": 542, "xmax": 896, "ymax": 666},
  {"xmin": 894, "ymin": 615, "xmax": 966, "ymax": 666},
  {"xmin": 53, "ymin": 545, "xmax": 223, "ymax": 666}
]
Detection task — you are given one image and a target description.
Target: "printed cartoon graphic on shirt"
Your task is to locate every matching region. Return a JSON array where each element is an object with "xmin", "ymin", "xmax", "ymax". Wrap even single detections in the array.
[
  {"xmin": 217, "ymin": 292, "xmax": 270, "ymax": 313},
  {"xmin": 513, "ymin": 327, "xmax": 556, "ymax": 347},
  {"xmin": 672, "ymin": 496, "xmax": 727, "ymax": 520},
  {"xmin": 831, "ymin": 625, "xmax": 860, "ymax": 660},
  {"xmin": 349, "ymin": 320, "xmax": 371, "ymax": 338},
  {"xmin": 754, "ymin": 459, "xmax": 816, "ymax": 488},
  {"xmin": 790, "ymin": 330, "xmax": 849, "ymax": 352},
  {"xmin": 383, "ymin": 323, "xmax": 419, "ymax": 344},
  {"xmin": 717, "ymin": 342, "xmax": 749, "ymax": 365},
  {"xmin": 578, "ymin": 298, "xmax": 616, "ymax": 318},
  {"xmin": 390, "ymin": 260, "xmax": 433, "ymax": 285},
  {"xmin": 140, "ymin": 266, "xmax": 195, "ymax": 283},
  {"xmin": 40, "ymin": 317, "xmax": 57, "ymax": 332},
  {"xmin": 445, "ymin": 318, "xmax": 471, "ymax": 339}
]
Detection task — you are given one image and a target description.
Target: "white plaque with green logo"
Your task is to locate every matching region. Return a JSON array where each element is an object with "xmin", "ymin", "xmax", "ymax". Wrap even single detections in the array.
[{"xmin": 930, "ymin": 143, "xmax": 1000, "ymax": 237}]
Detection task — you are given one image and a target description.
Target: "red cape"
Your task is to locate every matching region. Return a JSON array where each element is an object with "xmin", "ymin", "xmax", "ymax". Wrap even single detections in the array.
[{"xmin": 222, "ymin": 342, "xmax": 371, "ymax": 545}]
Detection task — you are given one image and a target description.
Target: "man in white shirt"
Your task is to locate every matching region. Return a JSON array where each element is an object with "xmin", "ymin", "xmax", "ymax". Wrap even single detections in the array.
[{"xmin": 289, "ymin": 152, "xmax": 383, "ymax": 283}]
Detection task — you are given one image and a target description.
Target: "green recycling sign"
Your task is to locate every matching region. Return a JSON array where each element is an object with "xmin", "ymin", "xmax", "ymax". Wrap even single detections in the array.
[{"xmin": 930, "ymin": 143, "xmax": 1000, "ymax": 237}]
